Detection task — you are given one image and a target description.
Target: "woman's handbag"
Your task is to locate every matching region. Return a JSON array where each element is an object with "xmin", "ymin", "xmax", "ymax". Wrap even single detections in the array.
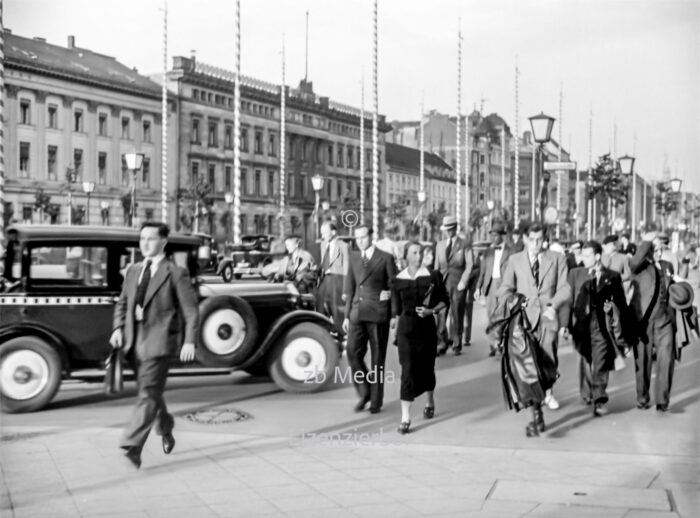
[{"xmin": 104, "ymin": 347, "xmax": 124, "ymax": 395}]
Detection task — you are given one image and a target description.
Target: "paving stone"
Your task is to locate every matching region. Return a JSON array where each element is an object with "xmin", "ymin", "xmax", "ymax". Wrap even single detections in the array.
[
  {"xmin": 346, "ymin": 502, "xmax": 423, "ymax": 517},
  {"xmin": 528, "ymin": 503, "xmax": 627, "ymax": 517}
]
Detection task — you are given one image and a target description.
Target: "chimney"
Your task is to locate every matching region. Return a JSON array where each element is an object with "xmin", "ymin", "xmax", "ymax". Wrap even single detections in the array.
[
  {"xmin": 67, "ymin": 35, "xmax": 75, "ymax": 48},
  {"xmin": 33, "ymin": 37, "xmax": 46, "ymax": 43}
]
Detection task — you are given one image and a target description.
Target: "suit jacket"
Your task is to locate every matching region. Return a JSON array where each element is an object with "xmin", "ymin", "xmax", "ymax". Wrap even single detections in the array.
[
  {"xmin": 277, "ymin": 249, "xmax": 316, "ymax": 281},
  {"xmin": 630, "ymin": 245, "xmax": 675, "ymax": 333},
  {"xmin": 320, "ymin": 237, "xmax": 349, "ymax": 277},
  {"xmin": 477, "ymin": 244, "xmax": 514, "ymax": 296},
  {"xmin": 498, "ymin": 250, "xmax": 572, "ymax": 331},
  {"xmin": 435, "ymin": 236, "xmax": 474, "ymax": 289},
  {"xmin": 602, "ymin": 251, "xmax": 631, "ymax": 282},
  {"xmin": 113, "ymin": 259, "xmax": 199, "ymax": 359},
  {"xmin": 344, "ymin": 248, "xmax": 397, "ymax": 323},
  {"xmin": 567, "ymin": 266, "xmax": 635, "ymax": 367}
]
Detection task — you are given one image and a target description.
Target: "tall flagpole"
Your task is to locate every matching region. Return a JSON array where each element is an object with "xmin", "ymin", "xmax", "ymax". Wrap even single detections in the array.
[
  {"xmin": 455, "ymin": 23, "xmax": 462, "ymax": 233},
  {"xmin": 0, "ymin": 0, "xmax": 5, "ymax": 240},
  {"xmin": 232, "ymin": 0, "xmax": 242, "ymax": 243},
  {"xmin": 160, "ymin": 0, "xmax": 168, "ymax": 223},
  {"xmin": 279, "ymin": 37, "xmax": 286, "ymax": 237},
  {"xmin": 632, "ymin": 133, "xmax": 637, "ymax": 241},
  {"xmin": 464, "ymin": 100, "xmax": 469, "ymax": 234},
  {"xmin": 513, "ymin": 59, "xmax": 519, "ymax": 229},
  {"xmin": 531, "ymin": 139, "xmax": 536, "ymax": 221},
  {"xmin": 359, "ymin": 69, "xmax": 365, "ymax": 220},
  {"xmin": 556, "ymin": 83, "xmax": 562, "ymax": 238},
  {"xmin": 371, "ymin": 0, "xmax": 379, "ymax": 238},
  {"xmin": 588, "ymin": 107, "xmax": 593, "ymax": 239}
]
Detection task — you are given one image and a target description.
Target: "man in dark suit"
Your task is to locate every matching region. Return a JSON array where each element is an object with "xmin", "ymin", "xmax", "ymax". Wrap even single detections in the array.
[
  {"xmin": 476, "ymin": 221, "xmax": 514, "ymax": 356},
  {"xmin": 435, "ymin": 215, "xmax": 474, "ymax": 354},
  {"xmin": 629, "ymin": 240, "xmax": 676, "ymax": 412},
  {"xmin": 568, "ymin": 240, "xmax": 635, "ymax": 416},
  {"xmin": 110, "ymin": 222, "xmax": 199, "ymax": 468},
  {"xmin": 317, "ymin": 221, "xmax": 350, "ymax": 340},
  {"xmin": 343, "ymin": 224, "xmax": 397, "ymax": 413}
]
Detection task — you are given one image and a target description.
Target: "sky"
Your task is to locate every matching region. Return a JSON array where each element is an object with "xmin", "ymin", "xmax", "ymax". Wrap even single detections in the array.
[{"xmin": 5, "ymin": 0, "xmax": 699, "ymax": 192}]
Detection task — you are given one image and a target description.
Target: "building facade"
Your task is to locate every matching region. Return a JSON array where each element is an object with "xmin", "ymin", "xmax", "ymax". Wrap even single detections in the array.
[
  {"xmin": 2, "ymin": 31, "xmax": 170, "ymax": 228},
  {"xmin": 167, "ymin": 56, "xmax": 390, "ymax": 247}
]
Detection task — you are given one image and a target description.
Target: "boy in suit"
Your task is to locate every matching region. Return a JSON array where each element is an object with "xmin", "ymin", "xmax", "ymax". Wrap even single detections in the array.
[{"xmin": 110, "ymin": 222, "xmax": 199, "ymax": 469}]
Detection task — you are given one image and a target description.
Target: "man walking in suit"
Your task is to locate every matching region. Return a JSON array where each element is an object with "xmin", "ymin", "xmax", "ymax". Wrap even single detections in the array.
[
  {"xmin": 275, "ymin": 235, "xmax": 316, "ymax": 292},
  {"xmin": 476, "ymin": 221, "xmax": 513, "ymax": 356},
  {"xmin": 343, "ymin": 224, "xmax": 397, "ymax": 413},
  {"xmin": 601, "ymin": 235, "xmax": 631, "ymax": 284},
  {"xmin": 110, "ymin": 222, "xmax": 199, "ymax": 469},
  {"xmin": 568, "ymin": 240, "xmax": 635, "ymax": 416},
  {"xmin": 317, "ymin": 221, "xmax": 350, "ymax": 340},
  {"xmin": 630, "ymin": 241, "xmax": 676, "ymax": 412},
  {"xmin": 499, "ymin": 223, "xmax": 571, "ymax": 435},
  {"xmin": 435, "ymin": 216, "xmax": 474, "ymax": 355}
]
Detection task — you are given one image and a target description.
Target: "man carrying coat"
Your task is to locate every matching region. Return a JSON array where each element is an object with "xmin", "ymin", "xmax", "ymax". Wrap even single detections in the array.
[
  {"xmin": 568, "ymin": 240, "xmax": 635, "ymax": 416},
  {"xmin": 110, "ymin": 222, "xmax": 199, "ymax": 469},
  {"xmin": 317, "ymin": 221, "xmax": 350, "ymax": 341},
  {"xmin": 435, "ymin": 215, "xmax": 474, "ymax": 355}
]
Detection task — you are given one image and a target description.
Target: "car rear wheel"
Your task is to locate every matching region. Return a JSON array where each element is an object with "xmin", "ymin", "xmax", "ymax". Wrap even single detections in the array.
[
  {"xmin": 268, "ymin": 323, "xmax": 339, "ymax": 393},
  {"xmin": 197, "ymin": 296, "xmax": 259, "ymax": 367},
  {"xmin": 221, "ymin": 264, "xmax": 234, "ymax": 283},
  {"xmin": 0, "ymin": 337, "xmax": 62, "ymax": 413}
]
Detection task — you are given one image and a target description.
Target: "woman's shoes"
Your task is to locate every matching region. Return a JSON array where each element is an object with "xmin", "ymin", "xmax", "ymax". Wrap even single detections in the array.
[
  {"xmin": 397, "ymin": 421, "xmax": 411, "ymax": 434},
  {"xmin": 423, "ymin": 405, "xmax": 435, "ymax": 419}
]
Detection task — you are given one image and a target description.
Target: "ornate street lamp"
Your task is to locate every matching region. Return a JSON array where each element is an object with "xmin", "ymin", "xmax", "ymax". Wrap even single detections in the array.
[
  {"xmin": 529, "ymin": 112, "xmax": 556, "ymax": 228},
  {"xmin": 224, "ymin": 192, "xmax": 234, "ymax": 242},
  {"xmin": 82, "ymin": 181, "xmax": 95, "ymax": 225},
  {"xmin": 123, "ymin": 153, "xmax": 144, "ymax": 227},
  {"xmin": 311, "ymin": 174, "xmax": 325, "ymax": 240},
  {"xmin": 669, "ymin": 177, "xmax": 683, "ymax": 193}
]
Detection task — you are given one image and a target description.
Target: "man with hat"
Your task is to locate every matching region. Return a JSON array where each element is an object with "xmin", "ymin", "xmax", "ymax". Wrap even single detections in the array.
[
  {"xmin": 601, "ymin": 235, "xmax": 631, "ymax": 282},
  {"xmin": 435, "ymin": 215, "xmax": 474, "ymax": 355},
  {"xmin": 476, "ymin": 220, "xmax": 514, "ymax": 356},
  {"xmin": 629, "ymin": 240, "xmax": 677, "ymax": 412}
]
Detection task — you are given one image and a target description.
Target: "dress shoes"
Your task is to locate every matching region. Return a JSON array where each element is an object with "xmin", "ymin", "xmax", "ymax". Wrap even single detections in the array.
[
  {"xmin": 581, "ymin": 397, "xmax": 593, "ymax": 406},
  {"xmin": 488, "ymin": 345, "xmax": 498, "ymax": 357},
  {"xmin": 123, "ymin": 447, "xmax": 142, "ymax": 469},
  {"xmin": 544, "ymin": 392, "xmax": 560, "ymax": 410},
  {"xmin": 525, "ymin": 421, "xmax": 540, "ymax": 437},
  {"xmin": 423, "ymin": 405, "xmax": 435, "ymax": 419},
  {"xmin": 593, "ymin": 403, "xmax": 609, "ymax": 417},
  {"xmin": 637, "ymin": 401, "xmax": 651, "ymax": 410},
  {"xmin": 162, "ymin": 433, "xmax": 176, "ymax": 454},
  {"xmin": 369, "ymin": 405, "xmax": 382, "ymax": 414},
  {"xmin": 354, "ymin": 396, "xmax": 370, "ymax": 412},
  {"xmin": 397, "ymin": 421, "xmax": 411, "ymax": 434},
  {"xmin": 452, "ymin": 344, "xmax": 462, "ymax": 355},
  {"xmin": 656, "ymin": 404, "xmax": 669, "ymax": 412}
]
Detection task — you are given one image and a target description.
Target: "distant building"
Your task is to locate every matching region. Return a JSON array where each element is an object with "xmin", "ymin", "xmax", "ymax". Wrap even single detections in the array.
[{"xmin": 2, "ymin": 30, "xmax": 170, "ymax": 227}]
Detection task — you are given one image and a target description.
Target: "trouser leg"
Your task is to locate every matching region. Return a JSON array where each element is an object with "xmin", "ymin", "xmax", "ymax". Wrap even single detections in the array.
[
  {"xmin": 366, "ymin": 321, "xmax": 389, "ymax": 409},
  {"xmin": 633, "ymin": 330, "xmax": 653, "ymax": 405},
  {"xmin": 653, "ymin": 322, "xmax": 675, "ymax": 407},
  {"xmin": 346, "ymin": 321, "xmax": 370, "ymax": 400}
]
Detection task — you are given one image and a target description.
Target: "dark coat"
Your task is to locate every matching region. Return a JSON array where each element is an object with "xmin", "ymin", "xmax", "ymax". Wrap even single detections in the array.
[
  {"xmin": 477, "ymin": 244, "xmax": 514, "ymax": 296},
  {"xmin": 344, "ymin": 247, "xmax": 398, "ymax": 323},
  {"xmin": 567, "ymin": 266, "xmax": 635, "ymax": 369},
  {"xmin": 629, "ymin": 242, "xmax": 675, "ymax": 340}
]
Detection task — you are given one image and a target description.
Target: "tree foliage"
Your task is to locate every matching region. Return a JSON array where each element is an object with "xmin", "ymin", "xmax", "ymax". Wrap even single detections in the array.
[
  {"xmin": 586, "ymin": 153, "xmax": 629, "ymax": 208},
  {"xmin": 177, "ymin": 174, "xmax": 214, "ymax": 232}
]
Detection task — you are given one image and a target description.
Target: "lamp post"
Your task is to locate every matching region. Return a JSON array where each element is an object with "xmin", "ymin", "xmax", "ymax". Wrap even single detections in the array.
[
  {"xmin": 224, "ymin": 192, "xmax": 234, "ymax": 242},
  {"xmin": 124, "ymin": 153, "xmax": 144, "ymax": 228},
  {"xmin": 311, "ymin": 174, "xmax": 325, "ymax": 240},
  {"xmin": 82, "ymin": 181, "xmax": 95, "ymax": 224},
  {"xmin": 618, "ymin": 154, "xmax": 635, "ymax": 240},
  {"xmin": 417, "ymin": 189, "xmax": 427, "ymax": 240},
  {"xmin": 100, "ymin": 201, "xmax": 110, "ymax": 226},
  {"xmin": 66, "ymin": 167, "xmax": 77, "ymax": 225},
  {"xmin": 528, "ymin": 113, "xmax": 555, "ymax": 229},
  {"xmin": 486, "ymin": 199, "xmax": 495, "ymax": 239}
]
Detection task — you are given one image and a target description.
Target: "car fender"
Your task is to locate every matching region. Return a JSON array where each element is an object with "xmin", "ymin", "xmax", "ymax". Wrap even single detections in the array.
[
  {"xmin": 216, "ymin": 257, "xmax": 234, "ymax": 275},
  {"xmin": 237, "ymin": 310, "xmax": 336, "ymax": 369},
  {"xmin": 0, "ymin": 323, "xmax": 71, "ymax": 375}
]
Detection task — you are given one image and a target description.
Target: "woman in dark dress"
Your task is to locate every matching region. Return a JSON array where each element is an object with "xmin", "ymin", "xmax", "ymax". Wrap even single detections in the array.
[{"xmin": 391, "ymin": 241, "xmax": 448, "ymax": 434}]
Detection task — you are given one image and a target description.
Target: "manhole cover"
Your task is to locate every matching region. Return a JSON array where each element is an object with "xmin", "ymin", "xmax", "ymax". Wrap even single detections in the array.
[{"xmin": 184, "ymin": 408, "xmax": 251, "ymax": 425}]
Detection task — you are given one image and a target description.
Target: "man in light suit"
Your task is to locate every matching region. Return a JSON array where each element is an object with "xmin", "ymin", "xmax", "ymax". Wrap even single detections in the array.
[
  {"xmin": 317, "ymin": 221, "xmax": 350, "ymax": 340},
  {"xmin": 435, "ymin": 215, "xmax": 474, "ymax": 354},
  {"xmin": 476, "ymin": 221, "xmax": 514, "ymax": 356},
  {"xmin": 343, "ymin": 224, "xmax": 397, "ymax": 413},
  {"xmin": 601, "ymin": 234, "xmax": 631, "ymax": 283},
  {"xmin": 499, "ymin": 223, "xmax": 571, "ymax": 436},
  {"xmin": 110, "ymin": 222, "xmax": 199, "ymax": 469},
  {"xmin": 275, "ymin": 235, "xmax": 316, "ymax": 292}
]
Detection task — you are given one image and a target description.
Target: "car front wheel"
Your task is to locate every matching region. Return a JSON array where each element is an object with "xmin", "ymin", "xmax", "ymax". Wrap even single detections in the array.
[
  {"xmin": 197, "ymin": 296, "xmax": 259, "ymax": 367},
  {"xmin": 221, "ymin": 264, "xmax": 234, "ymax": 283},
  {"xmin": 268, "ymin": 323, "xmax": 339, "ymax": 393},
  {"xmin": 0, "ymin": 337, "xmax": 62, "ymax": 413}
]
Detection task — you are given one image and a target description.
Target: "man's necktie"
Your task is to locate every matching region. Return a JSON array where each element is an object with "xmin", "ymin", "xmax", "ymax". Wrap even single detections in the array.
[
  {"xmin": 362, "ymin": 251, "xmax": 369, "ymax": 268},
  {"xmin": 321, "ymin": 243, "xmax": 330, "ymax": 271},
  {"xmin": 135, "ymin": 260, "xmax": 152, "ymax": 308},
  {"xmin": 531, "ymin": 256, "xmax": 539, "ymax": 285},
  {"xmin": 445, "ymin": 239, "xmax": 452, "ymax": 260}
]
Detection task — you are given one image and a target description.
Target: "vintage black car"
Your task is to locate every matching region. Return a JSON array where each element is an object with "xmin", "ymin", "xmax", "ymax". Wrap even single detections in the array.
[
  {"xmin": 216, "ymin": 234, "xmax": 286, "ymax": 282},
  {"xmin": 0, "ymin": 225, "xmax": 340, "ymax": 413}
]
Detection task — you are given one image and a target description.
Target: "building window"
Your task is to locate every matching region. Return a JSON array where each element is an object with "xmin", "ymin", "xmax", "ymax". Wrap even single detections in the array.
[
  {"xmin": 241, "ymin": 127, "xmax": 249, "ymax": 152},
  {"xmin": 20, "ymin": 98, "xmax": 31, "ymax": 124},
  {"xmin": 191, "ymin": 118, "xmax": 200, "ymax": 144},
  {"xmin": 74, "ymin": 149, "xmax": 83, "ymax": 178},
  {"xmin": 208, "ymin": 121, "xmax": 218, "ymax": 147},
  {"xmin": 191, "ymin": 161, "xmax": 199, "ymax": 185},
  {"xmin": 327, "ymin": 144, "xmax": 333, "ymax": 166},
  {"xmin": 255, "ymin": 170, "xmax": 261, "ymax": 196},
  {"xmin": 122, "ymin": 156, "xmax": 130, "ymax": 186},
  {"xmin": 145, "ymin": 208, "xmax": 154, "ymax": 222},
  {"xmin": 98, "ymin": 113, "xmax": 108, "ymax": 136},
  {"xmin": 192, "ymin": 88, "xmax": 199, "ymax": 100},
  {"xmin": 326, "ymin": 179, "xmax": 332, "ymax": 200},
  {"xmin": 479, "ymin": 172, "xmax": 484, "ymax": 186},
  {"xmin": 288, "ymin": 172, "xmax": 295, "ymax": 197},
  {"xmin": 143, "ymin": 120, "xmax": 152, "ymax": 143},
  {"xmin": 268, "ymin": 172, "xmax": 275, "ymax": 196},
  {"xmin": 19, "ymin": 142, "xmax": 30, "ymax": 177},
  {"xmin": 22, "ymin": 205, "xmax": 33, "ymax": 224},
  {"xmin": 47, "ymin": 145, "xmax": 58, "ymax": 181},
  {"xmin": 121, "ymin": 117, "xmax": 130, "ymax": 139},
  {"xmin": 142, "ymin": 157, "xmax": 150, "ymax": 187},
  {"xmin": 74, "ymin": 109, "xmax": 84, "ymax": 132},
  {"xmin": 337, "ymin": 179, "xmax": 343, "ymax": 200},
  {"xmin": 225, "ymin": 166, "xmax": 232, "ymax": 191},
  {"xmin": 225, "ymin": 125, "xmax": 233, "ymax": 149},
  {"xmin": 301, "ymin": 140, "xmax": 308, "ymax": 162},
  {"xmin": 268, "ymin": 133, "xmax": 277, "ymax": 156},
  {"xmin": 48, "ymin": 104, "xmax": 58, "ymax": 129},
  {"xmin": 254, "ymin": 130, "xmax": 263, "ymax": 154},
  {"xmin": 208, "ymin": 164, "xmax": 216, "ymax": 191},
  {"xmin": 337, "ymin": 145, "xmax": 344, "ymax": 167},
  {"xmin": 347, "ymin": 146, "xmax": 354, "ymax": 169},
  {"xmin": 315, "ymin": 142, "xmax": 322, "ymax": 163},
  {"xmin": 98, "ymin": 152, "xmax": 107, "ymax": 185},
  {"xmin": 241, "ymin": 168, "xmax": 248, "ymax": 195},
  {"xmin": 289, "ymin": 137, "xmax": 296, "ymax": 160},
  {"xmin": 240, "ymin": 214, "xmax": 247, "ymax": 234}
]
